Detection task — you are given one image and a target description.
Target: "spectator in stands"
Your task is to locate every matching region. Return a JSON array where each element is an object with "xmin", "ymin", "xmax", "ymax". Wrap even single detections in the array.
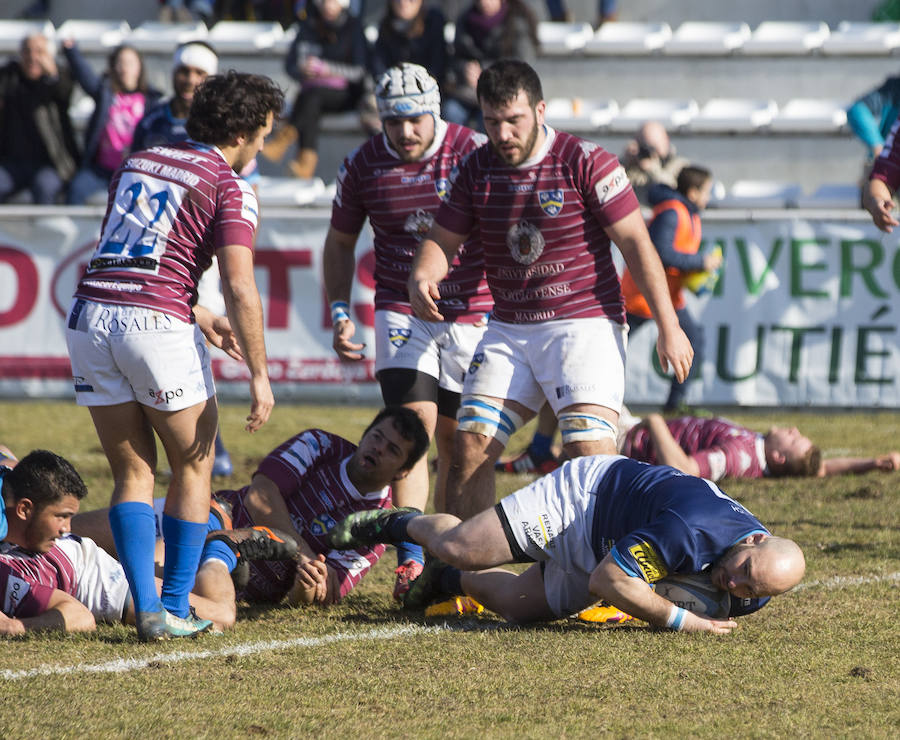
[
  {"xmin": 61, "ymin": 41, "xmax": 162, "ymax": 205},
  {"xmin": 620, "ymin": 120, "xmax": 689, "ymax": 206},
  {"xmin": 443, "ymin": 0, "xmax": 540, "ymax": 129},
  {"xmin": 159, "ymin": 0, "xmax": 212, "ymax": 23},
  {"xmin": 621, "ymin": 165, "xmax": 720, "ymax": 414},
  {"xmin": 0, "ymin": 33, "xmax": 79, "ymax": 205},
  {"xmin": 261, "ymin": 0, "xmax": 370, "ymax": 179},
  {"xmin": 545, "ymin": 0, "xmax": 618, "ymax": 27},
  {"xmin": 369, "ymin": 0, "xmax": 449, "ymax": 86},
  {"xmin": 846, "ymin": 75, "xmax": 900, "ymax": 196}
]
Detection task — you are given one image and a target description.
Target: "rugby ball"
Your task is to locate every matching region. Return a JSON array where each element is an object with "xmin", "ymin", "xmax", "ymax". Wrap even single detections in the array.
[{"xmin": 653, "ymin": 573, "xmax": 730, "ymax": 618}]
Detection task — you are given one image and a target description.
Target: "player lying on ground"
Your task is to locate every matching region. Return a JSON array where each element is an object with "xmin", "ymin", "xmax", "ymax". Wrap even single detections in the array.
[
  {"xmin": 621, "ymin": 413, "xmax": 900, "ymax": 481},
  {"xmin": 0, "ymin": 450, "xmax": 297, "ymax": 636},
  {"xmin": 73, "ymin": 407, "xmax": 430, "ymax": 608},
  {"xmin": 330, "ymin": 455, "xmax": 805, "ymax": 634}
]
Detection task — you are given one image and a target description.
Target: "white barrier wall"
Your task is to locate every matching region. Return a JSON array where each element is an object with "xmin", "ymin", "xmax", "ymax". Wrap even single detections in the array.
[{"xmin": 0, "ymin": 207, "xmax": 897, "ymax": 407}]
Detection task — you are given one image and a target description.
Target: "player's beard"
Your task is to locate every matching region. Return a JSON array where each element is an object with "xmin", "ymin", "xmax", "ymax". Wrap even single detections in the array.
[{"xmin": 493, "ymin": 117, "xmax": 539, "ymax": 166}]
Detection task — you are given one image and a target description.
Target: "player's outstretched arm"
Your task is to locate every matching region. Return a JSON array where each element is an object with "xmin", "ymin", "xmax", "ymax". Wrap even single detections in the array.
[
  {"xmin": 607, "ymin": 210, "xmax": 694, "ymax": 383},
  {"xmin": 589, "ymin": 555, "xmax": 738, "ymax": 635},
  {"xmin": 821, "ymin": 451, "xmax": 900, "ymax": 476},
  {"xmin": 0, "ymin": 590, "xmax": 96, "ymax": 635},
  {"xmin": 218, "ymin": 244, "xmax": 274, "ymax": 432},
  {"xmin": 408, "ymin": 223, "xmax": 465, "ymax": 322},
  {"xmin": 862, "ymin": 178, "xmax": 900, "ymax": 232},
  {"xmin": 643, "ymin": 414, "xmax": 701, "ymax": 476},
  {"xmin": 322, "ymin": 226, "xmax": 366, "ymax": 361}
]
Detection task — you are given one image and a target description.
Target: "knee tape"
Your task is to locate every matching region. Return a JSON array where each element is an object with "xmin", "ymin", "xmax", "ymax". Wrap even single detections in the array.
[
  {"xmin": 457, "ymin": 395, "xmax": 524, "ymax": 446},
  {"xmin": 558, "ymin": 412, "xmax": 618, "ymax": 445}
]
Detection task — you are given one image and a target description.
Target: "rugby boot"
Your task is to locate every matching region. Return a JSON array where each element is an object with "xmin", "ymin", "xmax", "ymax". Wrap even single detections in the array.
[
  {"xmin": 136, "ymin": 607, "xmax": 213, "ymax": 642},
  {"xmin": 327, "ymin": 507, "xmax": 420, "ymax": 550}
]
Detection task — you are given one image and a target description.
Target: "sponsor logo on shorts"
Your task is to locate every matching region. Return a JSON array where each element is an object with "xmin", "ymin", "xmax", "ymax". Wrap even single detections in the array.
[
  {"xmin": 538, "ymin": 189, "xmax": 564, "ymax": 216},
  {"xmin": 467, "ymin": 352, "xmax": 484, "ymax": 375},
  {"xmin": 94, "ymin": 309, "xmax": 173, "ymax": 334},
  {"xmin": 72, "ymin": 376, "xmax": 94, "ymax": 393},
  {"xmin": 628, "ymin": 541, "xmax": 668, "ymax": 582},
  {"xmin": 388, "ymin": 328, "xmax": 411, "ymax": 348},
  {"xmin": 521, "ymin": 513, "xmax": 556, "ymax": 548},
  {"xmin": 309, "ymin": 514, "xmax": 336, "ymax": 537},
  {"xmin": 506, "ymin": 220, "xmax": 545, "ymax": 265},
  {"xmin": 555, "ymin": 383, "xmax": 597, "ymax": 399},
  {"xmin": 149, "ymin": 387, "xmax": 184, "ymax": 405}
]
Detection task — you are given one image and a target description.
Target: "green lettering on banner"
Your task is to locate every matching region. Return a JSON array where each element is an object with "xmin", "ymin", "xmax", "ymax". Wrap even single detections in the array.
[
  {"xmin": 893, "ymin": 248, "xmax": 900, "ymax": 291},
  {"xmin": 716, "ymin": 325, "xmax": 765, "ymax": 382},
  {"xmin": 855, "ymin": 326, "xmax": 896, "ymax": 385},
  {"xmin": 736, "ymin": 238, "xmax": 781, "ymax": 297},
  {"xmin": 829, "ymin": 327, "xmax": 843, "ymax": 384},
  {"xmin": 770, "ymin": 325, "xmax": 827, "ymax": 383},
  {"xmin": 840, "ymin": 240, "xmax": 887, "ymax": 298},
  {"xmin": 711, "ymin": 238, "xmax": 727, "ymax": 298},
  {"xmin": 790, "ymin": 238, "xmax": 829, "ymax": 298},
  {"xmin": 651, "ymin": 347, "xmax": 702, "ymax": 380}
]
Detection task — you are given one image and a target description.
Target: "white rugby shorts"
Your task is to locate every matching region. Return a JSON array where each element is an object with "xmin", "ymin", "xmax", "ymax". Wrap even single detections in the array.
[
  {"xmin": 497, "ymin": 455, "xmax": 624, "ymax": 617},
  {"xmin": 56, "ymin": 535, "xmax": 131, "ymax": 623},
  {"xmin": 66, "ymin": 299, "xmax": 216, "ymax": 411},
  {"xmin": 374, "ymin": 309, "xmax": 486, "ymax": 394},
  {"xmin": 462, "ymin": 317, "xmax": 627, "ymax": 414}
]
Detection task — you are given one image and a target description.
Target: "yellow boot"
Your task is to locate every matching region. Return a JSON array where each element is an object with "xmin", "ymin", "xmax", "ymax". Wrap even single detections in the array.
[
  {"xmin": 261, "ymin": 124, "xmax": 298, "ymax": 162},
  {"xmin": 288, "ymin": 148, "xmax": 318, "ymax": 179}
]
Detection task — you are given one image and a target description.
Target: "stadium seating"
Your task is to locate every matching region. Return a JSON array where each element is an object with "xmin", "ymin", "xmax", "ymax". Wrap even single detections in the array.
[
  {"xmin": 609, "ymin": 98, "xmax": 700, "ymax": 132},
  {"xmin": 544, "ymin": 97, "xmax": 618, "ymax": 132},
  {"xmin": 741, "ymin": 21, "xmax": 830, "ymax": 55},
  {"xmin": 820, "ymin": 21, "xmax": 900, "ymax": 55},
  {"xmin": 536, "ymin": 21, "xmax": 594, "ymax": 55},
  {"xmin": 769, "ymin": 99, "xmax": 848, "ymax": 132},
  {"xmin": 663, "ymin": 21, "xmax": 752, "ymax": 55},
  {"xmin": 794, "ymin": 182, "xmax": 861, "ymax": 209},
  {"xmin": 125, "ymin": 20, "xmax": 207, "ymax": 54},
  {"xmin": 255, "ymin": 176, "xmax": 327, "ymax": 207},
  {"xmin": 583, "ymin": 22, "xmax": 672, "ymax": 55},
  {"xmin": 206, "ymin": 21, "xmax": 284, "ymax": 53},
  {"xmin": 54, "ymin": 20, "xmax": 130, "ymax": 53},
  {"xmin": 0, "ymin": 19, "xmax": 53, "ymax": 53},
  {"xmin": 689, "ymin": 98, "xmax": 778, "ymax": 133},
  {"xmin": 710, "ymin": 180, "xmax": 804, "ymax": 208}
]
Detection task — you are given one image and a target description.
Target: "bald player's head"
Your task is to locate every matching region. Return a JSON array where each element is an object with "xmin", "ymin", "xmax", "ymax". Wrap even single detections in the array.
[{"xmin": 710, "ymin": 534, "xmax": 805, "ymax": 599}]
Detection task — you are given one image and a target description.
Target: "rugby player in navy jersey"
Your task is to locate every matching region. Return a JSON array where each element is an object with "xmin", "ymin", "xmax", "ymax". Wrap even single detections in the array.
[
  {"xmin": 330, "ymin": 455, "xmax": 805, "ymax": 634},
  {"xmin": 322, "ymin": 63, "xmax": 493, "ymax": 599}
]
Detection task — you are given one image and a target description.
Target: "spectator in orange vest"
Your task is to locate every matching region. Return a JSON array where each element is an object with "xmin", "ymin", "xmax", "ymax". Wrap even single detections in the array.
[{"xmin": 621, "ymin": 165, "xmax": 721, "ymax": 413}]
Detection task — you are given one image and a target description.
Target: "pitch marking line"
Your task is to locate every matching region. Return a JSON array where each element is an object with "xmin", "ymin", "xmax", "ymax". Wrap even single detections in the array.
[
  {"xmin": 0, "ymin": 623, "xmax": 446, "ymax": 682},
  {"xmin": 793, "ymin": 571, "xmax": 900, "ymax": 592}
]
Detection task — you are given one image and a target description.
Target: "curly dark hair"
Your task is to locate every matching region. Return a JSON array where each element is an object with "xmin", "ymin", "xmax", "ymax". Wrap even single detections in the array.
[
  {"xmin": 186, "ymin": 70, "xmax": 285, "ymax": 146},
  {"xmin": 2, "ymin": 450, "xmax": 88, "ymax": 510}
]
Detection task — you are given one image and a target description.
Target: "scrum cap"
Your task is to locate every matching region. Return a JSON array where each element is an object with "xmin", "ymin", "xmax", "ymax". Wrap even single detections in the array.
[{"xmin": 375, "ymin": 63, "xmax": 441, "ymax": 121}]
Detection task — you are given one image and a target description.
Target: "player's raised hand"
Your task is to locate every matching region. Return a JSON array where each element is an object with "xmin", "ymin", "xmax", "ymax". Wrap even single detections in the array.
[
  {"xmin": 332, "ymin": 317, "xmax": 365, "ymax": 361},
  {"xmin": 656, "ymin": 324, "xmax": 694, "ymax": 383},
  {"xmin": 408, "ymin": 278, "xmax": 445, "ymax": 321}
]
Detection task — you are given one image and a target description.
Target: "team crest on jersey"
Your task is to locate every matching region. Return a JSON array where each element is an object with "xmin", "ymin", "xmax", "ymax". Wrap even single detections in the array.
[
  {"xmin": 538, "ymin": 189, "xmax": 564, "ymax": 216},
  {"xmin": 404, "ymin": 208, "xmax": 434, "ymax": 241},
  {"xmin": 388, "ymin": 327, "xmax": 411, "ymax": 348},
  {"xmin": 309, "ymin": 513, "xmax": 337, "ymax": 537},
  {"xmin": 506, "ymin": 220, "xmax": 545, "ymax": 265},
  {"xmin": 467, "ymin": 352, "xmax": 484, "ymax": 375},
  {"xmin": 435, "ymin": 177, "xmax": 451, "ymax": 201},
  {"xmin": 579, "ymin": 140, "xmax": 598, "ymax": 157}
]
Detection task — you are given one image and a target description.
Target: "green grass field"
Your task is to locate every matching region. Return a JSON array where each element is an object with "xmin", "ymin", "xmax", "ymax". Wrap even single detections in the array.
[{"xmin": 1, "ymin": 401, "xmax": 898, "ymax": 738}]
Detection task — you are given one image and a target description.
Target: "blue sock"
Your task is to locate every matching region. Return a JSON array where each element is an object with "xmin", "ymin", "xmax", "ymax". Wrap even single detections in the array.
[
  {"xmin": 109, "ymin": 502, "xmax": 162, "ymax": 615},
  {"xmin": 160, "ymin": 514, "xmax": 207, "ymax": 618},
  {"xmin": 200, "ymin": 537, "xmax": 238, "ymax": 572},
  {"xmin": 396, "ymin": 541, "xmax": 425, "ymax": 567},
  {"xmin": 206, "ymin": 510, "xmax": 221, "ymax": 533},
  {"xmin": 529, "ymin": 432, "xmax": 553, "ymax": 459},
  {"xmin": 439, "ymin": 565, "xmax": 463, "ymax": 596}
]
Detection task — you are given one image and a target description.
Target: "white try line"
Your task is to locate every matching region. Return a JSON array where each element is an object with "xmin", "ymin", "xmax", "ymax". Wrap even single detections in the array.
[
  {"xmin": 793, "ymin": 571, "xmax": 900, "ymax": 592},
  {"xmin": 0, "ymin": 623, "xmax": 446, "ymax": 682}
]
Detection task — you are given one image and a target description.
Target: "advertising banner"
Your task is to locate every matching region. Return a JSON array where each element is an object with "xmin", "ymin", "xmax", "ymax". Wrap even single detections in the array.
[{"xmin": 0, "ymin": 207, "xmax": 897, "ymax": 406}]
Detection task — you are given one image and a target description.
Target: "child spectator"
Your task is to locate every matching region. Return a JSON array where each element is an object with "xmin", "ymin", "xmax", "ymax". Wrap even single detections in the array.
[{"xmin": 62, "ymin": 41, "xmax": 162, "ymax": 205}]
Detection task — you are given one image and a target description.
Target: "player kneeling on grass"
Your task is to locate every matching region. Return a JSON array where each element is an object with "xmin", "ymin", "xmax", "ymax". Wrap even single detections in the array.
[
  {"xmin": 329, "ymin": 455, "xmax": 805, "ymax": 634},
  {"xmin": 73, "ymin": 407, "xmax": 431, "ymax": 609},
  {"xmin": 0, "ymin": 450, "xmax": 298, "ymax": 637}
]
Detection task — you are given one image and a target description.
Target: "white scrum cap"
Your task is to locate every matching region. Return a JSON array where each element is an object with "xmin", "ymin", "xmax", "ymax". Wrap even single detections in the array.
[
  {"xmin": 375, "ymin": 62, "xmax": 441, "ymax": 121},
  {"xmin": 173, "ymin": 42, "xmax": 218, "ymax": 76}
]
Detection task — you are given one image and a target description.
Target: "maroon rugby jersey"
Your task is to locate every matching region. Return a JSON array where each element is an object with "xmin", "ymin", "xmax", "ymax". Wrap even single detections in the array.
[
  {"xmin": 0, "ymin": 561, "xmax": 54, "ymax": 618},
  {"xmin": 331, "ymin": 121, "xmax": 493, "ymax": 322},
  {"xmin": 0, "ymin": 540, "xmax": 79, "ymax": 618},
  {"xmin": 74, "ymin": 142, "xmax": 259, "ymax": 323},
  {"xmin": 871, "ymin": 117, "xmax": 900, "ymax": 191},
  {"xmin": 622, "ymin": 416, "xmax": 767, "ymax": 481},
  {"xmin": 217, "ymin": 429, "xmax": 391, "ymax": 603},
  {"xmin": 435, "ymin": 127, "xmax": 639, "ymax": 323}
]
